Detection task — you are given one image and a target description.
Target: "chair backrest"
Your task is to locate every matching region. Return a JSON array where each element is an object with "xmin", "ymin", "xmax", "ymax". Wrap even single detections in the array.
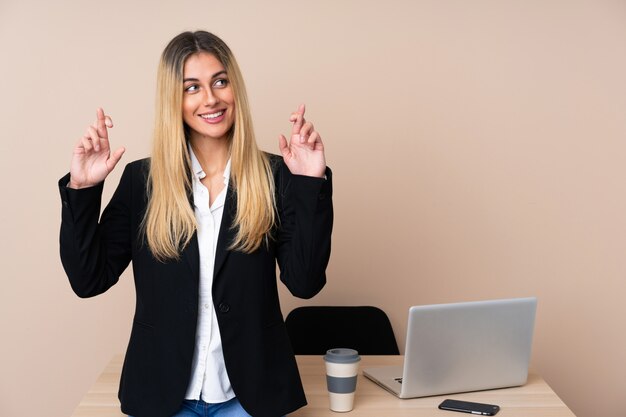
[{"xmin": 285, "ymin": 306, "xmax": 400, "ymax": 355}]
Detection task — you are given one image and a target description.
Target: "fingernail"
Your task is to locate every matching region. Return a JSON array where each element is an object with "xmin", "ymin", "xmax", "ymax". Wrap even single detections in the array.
[{"xmin": 300, "ymin": 135, "xmax": 305, "ymax": 143}]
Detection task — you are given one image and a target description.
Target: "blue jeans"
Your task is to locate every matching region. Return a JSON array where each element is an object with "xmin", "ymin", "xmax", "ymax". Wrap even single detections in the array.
[
  {"xmin": 171, "ymin": 398, "xmax": 253, "ymax": 417},
  {"xmin": 129, "ymin": 397, "xmax": 253, "ymax": 417}
]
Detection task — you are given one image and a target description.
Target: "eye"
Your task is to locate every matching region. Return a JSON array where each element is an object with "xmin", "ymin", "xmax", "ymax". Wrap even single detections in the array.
[
  {"xmin": 214, "ymin": 78, "xmax": 229, "ymax": 88},
  {"xmin": 184, "ymin": 84, "xmax": 199, "ymax": 93}
]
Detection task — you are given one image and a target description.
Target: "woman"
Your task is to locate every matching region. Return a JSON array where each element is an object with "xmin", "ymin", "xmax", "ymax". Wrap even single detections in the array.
[{"xmin": 58, "ymin": 31, "xmax": 333, "ymax": 417}]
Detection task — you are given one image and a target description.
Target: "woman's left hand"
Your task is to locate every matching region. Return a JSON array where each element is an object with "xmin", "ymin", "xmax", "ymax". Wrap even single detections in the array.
[{"xmin": 279, "ymin": 104, "xmax": 326, "ymax": 178}]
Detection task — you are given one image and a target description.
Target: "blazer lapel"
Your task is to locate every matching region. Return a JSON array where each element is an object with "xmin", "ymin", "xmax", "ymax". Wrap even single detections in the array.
[
  {"xmin": 183, "ymin": 179, "xmax": 199, "ymax": 282},
  {"xmin": 213, "ymin": 184, "xmax": 237, "ymax": 280},
  {"xmin": 183, "ymin": 232, "xmax": 200, "ymax": 284}
]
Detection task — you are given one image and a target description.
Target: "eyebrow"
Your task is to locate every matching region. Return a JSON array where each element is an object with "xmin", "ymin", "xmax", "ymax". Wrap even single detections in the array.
[{"xmin": 183, "ymin": 70, "xmax": 227, "ymax": 83}]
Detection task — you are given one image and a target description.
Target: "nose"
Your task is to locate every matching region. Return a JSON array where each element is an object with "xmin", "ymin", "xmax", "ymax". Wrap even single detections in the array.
[{"xmin": 203, "ymin": 88, "xmax": 219, "ymax": 107}]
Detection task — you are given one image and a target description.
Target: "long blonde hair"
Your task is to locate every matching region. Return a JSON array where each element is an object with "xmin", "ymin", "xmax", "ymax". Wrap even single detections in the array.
[{"xmin": 143, "ymin": 31, "xmax": 275, "ymax": 262}]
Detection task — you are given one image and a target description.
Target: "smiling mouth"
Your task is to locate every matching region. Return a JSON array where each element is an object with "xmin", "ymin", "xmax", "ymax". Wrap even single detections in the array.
[{"xmin": 199, "ymin": 111, "xmax": 225, "ymax": 119}]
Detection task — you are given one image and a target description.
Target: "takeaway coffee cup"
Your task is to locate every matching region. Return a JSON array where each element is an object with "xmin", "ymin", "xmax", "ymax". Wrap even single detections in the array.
[{"xmin": 324, "ymin": 348, "xmax": 361, "ymax": 412}]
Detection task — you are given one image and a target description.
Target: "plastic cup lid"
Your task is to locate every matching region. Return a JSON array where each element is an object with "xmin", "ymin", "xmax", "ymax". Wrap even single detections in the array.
[{"xmin": 324, "ymin": 348, "xmax": 361, "ymax": 363}]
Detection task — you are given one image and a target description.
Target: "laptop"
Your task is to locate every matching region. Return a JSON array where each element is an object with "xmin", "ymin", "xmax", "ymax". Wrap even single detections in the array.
[{"xmin": 363, "ymin": 297, "xmax": 537, "ymax": 398}]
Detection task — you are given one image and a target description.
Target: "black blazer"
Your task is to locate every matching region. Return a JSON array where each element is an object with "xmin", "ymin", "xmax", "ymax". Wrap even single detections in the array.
[{"xmin": 58, "ymin": 155, "xmax": 333, "ymax": 417}]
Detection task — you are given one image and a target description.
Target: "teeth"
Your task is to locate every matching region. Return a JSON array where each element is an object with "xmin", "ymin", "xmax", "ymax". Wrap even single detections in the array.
[{"xmin": 200, "ymin": 111, "xmax": 224, "ymax": 119}]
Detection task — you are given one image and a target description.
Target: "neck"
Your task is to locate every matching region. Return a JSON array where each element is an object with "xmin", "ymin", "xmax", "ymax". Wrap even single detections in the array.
[{"xmin": 189, "ymin": 135, "xmax": 230, "ymax": 177}]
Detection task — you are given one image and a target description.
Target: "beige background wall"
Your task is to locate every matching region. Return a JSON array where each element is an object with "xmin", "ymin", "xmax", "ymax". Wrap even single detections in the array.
[{"xmin": 1, "ymin": 0, "xmax": 625, "ymax": 416}]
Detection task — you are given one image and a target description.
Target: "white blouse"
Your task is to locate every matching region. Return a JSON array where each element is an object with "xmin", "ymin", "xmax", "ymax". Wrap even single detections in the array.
[{"xmin": 184, "ymin": 147, "xmax": 235, "ymax": 403}]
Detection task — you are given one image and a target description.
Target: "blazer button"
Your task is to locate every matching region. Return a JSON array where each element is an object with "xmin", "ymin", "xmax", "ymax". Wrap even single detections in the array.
[{"xmin": 218, "ymin": 303, "xmax": 230, "ymax": 313}]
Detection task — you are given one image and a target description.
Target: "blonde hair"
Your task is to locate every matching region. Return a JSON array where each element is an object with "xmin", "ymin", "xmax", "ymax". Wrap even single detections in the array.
[{"xmin": 143, "ymin": 31, "xmax": 275, "ymax": 262}]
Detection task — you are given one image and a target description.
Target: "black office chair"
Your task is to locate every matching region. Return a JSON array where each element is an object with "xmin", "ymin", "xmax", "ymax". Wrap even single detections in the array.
[{"xmin": 285, "ymin": 306, "xmax": 400, "ymax": 355}]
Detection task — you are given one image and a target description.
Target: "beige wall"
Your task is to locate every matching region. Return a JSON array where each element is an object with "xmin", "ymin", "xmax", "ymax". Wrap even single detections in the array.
[{"xmin": 1, "ymin": 0, "xmax": 625, "ymax": 416}]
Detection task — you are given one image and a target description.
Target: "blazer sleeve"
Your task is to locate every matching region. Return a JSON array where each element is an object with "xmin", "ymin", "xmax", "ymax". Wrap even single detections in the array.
[
  {"xmin": 275, "ymin": 161, "xmax": 333, "ymax": 299},
  {"xmin": 58, "ymin": 164, "xmax": 134, "ymax": 298}
]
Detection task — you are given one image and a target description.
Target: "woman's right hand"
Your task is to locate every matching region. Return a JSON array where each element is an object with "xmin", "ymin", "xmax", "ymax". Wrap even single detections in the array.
[{"xmin": 69, "ymin": 108, "xmax": 126, "ymax": 189}]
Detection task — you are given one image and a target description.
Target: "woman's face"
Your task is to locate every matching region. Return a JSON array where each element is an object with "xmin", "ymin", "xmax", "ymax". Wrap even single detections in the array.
[{"xmin": 182, "ymin": 52, "xmax": 235, "ymax": 142}]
